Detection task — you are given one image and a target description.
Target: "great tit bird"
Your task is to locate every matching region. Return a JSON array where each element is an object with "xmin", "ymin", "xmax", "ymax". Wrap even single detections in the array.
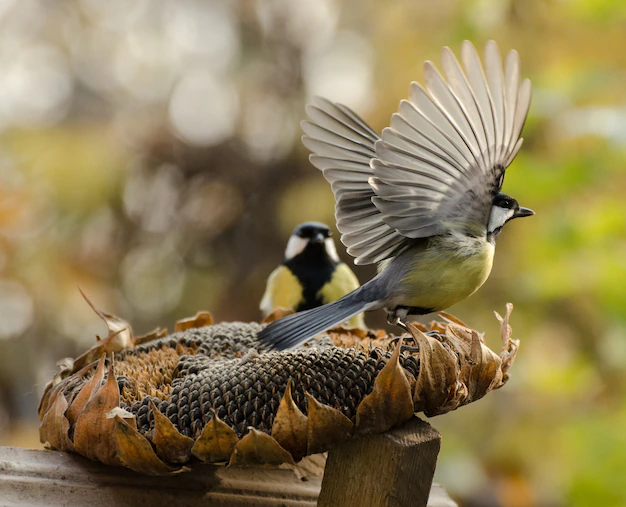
[
  {"xmin": 260, "ymin": 222, "xmax": 365, "ymax": 328},
  {"xmin": 259, "ymin": 40, "xmax": 534, "ymax": 351}
]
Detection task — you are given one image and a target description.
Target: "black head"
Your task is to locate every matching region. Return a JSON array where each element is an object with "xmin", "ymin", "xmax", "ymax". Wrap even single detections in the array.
[
  {"xmin": 292, "ymin": 222, "xmax": 331, "ymax": 243},
  {"xmin": 285, "ymin": 222, "xmax": 336, "ymax": 261},
  {"xmin": 488, "ymin": 193, "xmax": 534, "ymax": 239}
]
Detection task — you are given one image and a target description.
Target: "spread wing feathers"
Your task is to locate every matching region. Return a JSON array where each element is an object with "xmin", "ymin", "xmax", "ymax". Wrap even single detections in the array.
[
  {"xmin": 371, "ymin": 40, "xmax": 532, "ymax": 238},
  {"xmin": 302, "ymin": 97, "xmax": 410, "ymax": 265}
]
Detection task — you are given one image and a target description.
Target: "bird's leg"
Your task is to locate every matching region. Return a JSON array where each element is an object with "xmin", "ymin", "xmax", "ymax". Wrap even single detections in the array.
[
  {"xmin": 386, "ymin": 306, "xmax": 409, "ymax": 328},
  {"xmin": 387, "ymin": 307, "xmax": 420, "ymax": 353}
]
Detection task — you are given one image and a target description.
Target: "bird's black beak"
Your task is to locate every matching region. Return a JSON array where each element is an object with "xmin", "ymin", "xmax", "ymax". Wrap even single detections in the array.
[
  {"xmin": 310, "ymin": 232, "xmax": 325, "ymax": 244},
  {"xmin": 515, "ymin": 207, "xmax": 535, "ymax": 218}
]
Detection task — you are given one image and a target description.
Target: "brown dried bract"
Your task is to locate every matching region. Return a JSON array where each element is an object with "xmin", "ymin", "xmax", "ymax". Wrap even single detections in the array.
[
  {"xmin": 73, "ymin": 358, "xmax": 121, "ymax": 466},
  {"xmin": 113, "ymin": 415, "xmax": 177, "ymax": 475},
  {"xmin": 410, "ymin": 325, "xmax": 461, "ymax": 416},
  {"xmin": 150, "ymin": 400, "xmax": 194, "ymax": 464},
  {"xmin": 356, "ymin": 339, "xmax": 414, "ymax": 434},
  {"xmin": 66, "ymin": 354, "xmax": 106, "ymax": 426},
  {"xmin": 192, "ymin": 412, "xmax": 239, "ymax": 463},
  {"xmin": 39, "ymin": 392, "xmax": 73, "ymax": 452},
  {"xmin": 305, "ymin": 393, "xmax": 354, "ymax": 455},
  {"xmin": 271, "ymin": 380, "xmax": 308, "ymax": 459},
  {"xmin": 229, "ymin": 428, "xmax": 295, "ymax": 467}
]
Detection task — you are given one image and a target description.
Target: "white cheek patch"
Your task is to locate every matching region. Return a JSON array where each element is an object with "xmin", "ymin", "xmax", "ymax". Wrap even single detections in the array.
[
  {"xmin": 324, "ymin": 238, "xmax": 340, "ymax": 262},
  {"xmin": 285, "ymin": 236, "xmax": 308, "ymax": 260},
  {"xmin": 488, "ymin": 206, "xmax": 515, "ymax": 233}
]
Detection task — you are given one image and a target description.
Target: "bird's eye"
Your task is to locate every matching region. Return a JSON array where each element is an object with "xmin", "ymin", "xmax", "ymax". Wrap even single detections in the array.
[{"xmin": 501, "ymin": 200, "xmax": 510, "ymax": 208}]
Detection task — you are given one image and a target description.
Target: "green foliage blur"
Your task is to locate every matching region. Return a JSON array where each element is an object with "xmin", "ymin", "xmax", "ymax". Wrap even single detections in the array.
[{"xmin": 0, "ymin": 0, "xmax": 624, "ymax": 505}]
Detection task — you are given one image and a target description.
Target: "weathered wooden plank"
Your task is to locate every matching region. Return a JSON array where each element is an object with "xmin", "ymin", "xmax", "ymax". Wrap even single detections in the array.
[
  {"xmin": 318, "ymin": 417, "xmax": 442, "ymax": 507},
  {"xmin": 0, "ymin": 434, "xmax": 454, "ymax": 506},
  {"xmin": 0, "ymin": 446, "xmax": 320, "ymax": 507}
]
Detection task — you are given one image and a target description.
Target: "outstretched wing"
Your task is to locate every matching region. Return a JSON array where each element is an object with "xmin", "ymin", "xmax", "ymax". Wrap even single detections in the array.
[
  {"xmin": 302, "ymin": 41, "xmax": 531, "ymax": 264},
  {"xmin": 370, "ymin": 40, "xmax": 532, "ymax": 238},
  {"xmin": 301, "ymin": 97, "xmax": 411, "ymax": 265}
]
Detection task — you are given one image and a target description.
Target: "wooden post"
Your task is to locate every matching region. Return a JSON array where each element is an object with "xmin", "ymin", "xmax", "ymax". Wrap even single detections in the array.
[{"xmin": 318, "ymin": 417, "xmax": 442, "ymax": 507}]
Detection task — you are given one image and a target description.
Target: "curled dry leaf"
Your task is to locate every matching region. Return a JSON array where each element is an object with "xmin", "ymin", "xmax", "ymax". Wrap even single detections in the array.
[
  {"xmin": 106, "ymin": 407, "xmax": 137, "ymax": 428},
  {"xmin": 410, "ymin": 326, "xmax": 461, "ymax": 416},
  {"xmin": 437, "ymin": 311, "xmax": 469, "ymax": 328},
  {"xmin": 56, "ymin": 290, "xmax": 135, "ymax": 379},
  {"xmin": 79, "ymin": 288, "xmax": 133, "ymax": 350},
  {"xmin": 174, "ymin": 311, "xmax": 213, "ymax": 332},
  {"xmin": 261, "ymin": 308, "xmax": 294, "ymax": 324},
  {"xmin": 135, "ymin": 327, "xmax": 168, "ymax": 346},
  {"xmin": 495, "ymin": 303, "xmax": 519, "ymax": 385},
  {"xmin": 38, "ymin": 304, "xmax": 519, "ymax": 475}
]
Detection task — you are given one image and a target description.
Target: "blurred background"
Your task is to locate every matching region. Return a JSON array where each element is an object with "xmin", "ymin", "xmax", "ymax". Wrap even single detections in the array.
[{"xmin": 0, "ymin": 0, "xmax": 624, "ymax": 505}]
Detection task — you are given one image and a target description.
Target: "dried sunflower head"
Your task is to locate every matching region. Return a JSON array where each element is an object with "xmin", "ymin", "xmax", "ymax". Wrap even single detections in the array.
[{"xmin": 39, "ymin": 296, "xmax": 518, "ymax": 475}]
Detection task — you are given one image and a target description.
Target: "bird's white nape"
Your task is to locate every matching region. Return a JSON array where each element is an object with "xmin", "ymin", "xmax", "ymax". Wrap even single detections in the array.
[
  {"xmin": 488, "ymin": 205, "xmax": 515, "ymax": 233},
  {"xmin": 324, "ymin": 237, "xmax": 340, "ymax": 262},
  {"xmin": 284, "ymin": 236, "xmax": 308, "ymax": 260}
]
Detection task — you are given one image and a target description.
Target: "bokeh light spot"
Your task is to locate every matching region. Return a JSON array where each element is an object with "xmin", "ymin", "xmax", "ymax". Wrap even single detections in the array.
[
  {"xmin": 0, "ymin": 279, "xmax": 34, "ymax": 339},
  {"xmin": 168, "ymin": 71, "xmax": 239, "ymax": 146}
]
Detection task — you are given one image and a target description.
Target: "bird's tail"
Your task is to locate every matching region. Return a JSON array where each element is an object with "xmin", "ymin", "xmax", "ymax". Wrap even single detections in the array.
[{"xmin": 257, "ymin": 288, "xmax": 378, "ymax": 351}]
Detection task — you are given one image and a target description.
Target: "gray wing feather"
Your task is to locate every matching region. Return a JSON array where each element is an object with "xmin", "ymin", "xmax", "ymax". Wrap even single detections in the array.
[
  {"xmin": 509, "ymin": 79, "xmax": 532, "ymax": 160},
  {"xmin": 503, "ymin": 50, "xmax": 520, "ymax": 154},
  {"xmin": 424, "ymin": 61, "xmax": 486, "ymax": 171},
  {"xmin": 461, "ymin": 41, "xmax": 497, "ymax": 168},
  {"xmin": 381, "ymin": 123, "xmax": 464, "ymax": 179},
  {"xmin": 407, "ymin": 83, "xmax": 477, "ymax": 169},
  {"xmin": 372, "ymin": 40, "xmax": 531, "ymax": 237},
  {"xmin": 440, "ymin": 46, "xmax": 490, "ymax": 172},
  {"xmin": 484, "ymin": 41, "xmax": 506, "ymax": 162},
  {"xmin": 302, "ymin": 98, "xmax": 409, "ymax": 265},
  {"xmin": 301, "ymin": 126, "xmax": 374, "ymax": 158}
]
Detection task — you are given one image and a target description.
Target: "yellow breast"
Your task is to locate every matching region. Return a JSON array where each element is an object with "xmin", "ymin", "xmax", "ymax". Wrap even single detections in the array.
[
  {"xmin": 260, "ymin": 263, "xmax": 365, "ymax": 328},
  {"xmin": 259, "ymin": 265, "xmax": 303, "ymax": 316},
  {"xmin": 402, "ymin": 237, "xmax": 495, "ymax": 311}
]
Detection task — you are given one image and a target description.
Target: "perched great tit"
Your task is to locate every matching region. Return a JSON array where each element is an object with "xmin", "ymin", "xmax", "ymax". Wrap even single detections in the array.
[
  {"xmin": 260, "ymin": 222, "xmax": 365, "ymax": 328},
  {"xmin": 259, "ymin": 41, "xmax": 535, "ymax": 351}
]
